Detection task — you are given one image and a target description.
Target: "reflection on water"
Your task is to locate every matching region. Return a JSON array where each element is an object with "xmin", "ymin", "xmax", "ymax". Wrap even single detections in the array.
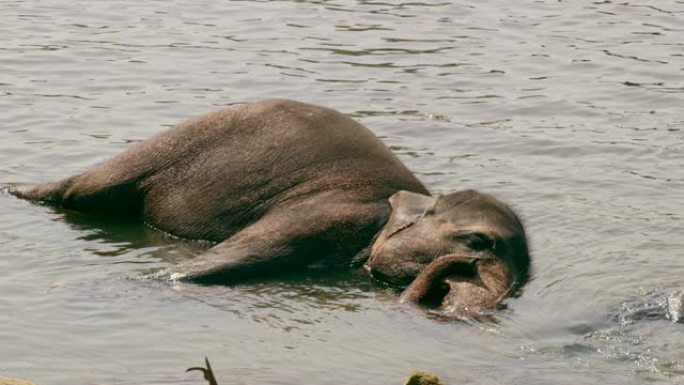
[
  {"xmin": 1, "ymin": 0, "xmax": 684, "ymax": 384},
  {"xmin": 168, "ymin": 271, "xmax": 382, "ymax": 330}
]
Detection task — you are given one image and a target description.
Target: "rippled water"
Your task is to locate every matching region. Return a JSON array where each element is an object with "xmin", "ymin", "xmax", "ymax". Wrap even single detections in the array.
[{"xmin": 1, "ymin": 1, "xmax": 683, "ymax": 384}]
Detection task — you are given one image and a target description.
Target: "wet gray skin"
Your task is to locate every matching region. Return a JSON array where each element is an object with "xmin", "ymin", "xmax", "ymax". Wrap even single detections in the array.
[{"xmin": 7, "ymin": 100, "xmax": 529, "ymax": 319}]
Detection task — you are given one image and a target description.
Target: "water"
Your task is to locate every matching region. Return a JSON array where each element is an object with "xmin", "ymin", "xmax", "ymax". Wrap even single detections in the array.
[{"xmin": 1, "ymin": 0, "xmax": 683, "ymax": 384}]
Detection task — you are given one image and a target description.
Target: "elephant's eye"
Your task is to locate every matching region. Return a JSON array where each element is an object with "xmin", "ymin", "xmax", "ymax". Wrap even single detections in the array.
[{"xmin": 459, "ymin": 233, "xmax": 495, "ymax": 251}]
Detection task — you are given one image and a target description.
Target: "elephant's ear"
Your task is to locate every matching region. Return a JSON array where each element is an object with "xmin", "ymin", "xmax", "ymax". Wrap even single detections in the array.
[{"xmin": 388, "ymin": 191, "xmax": 437, "ymax": 221}]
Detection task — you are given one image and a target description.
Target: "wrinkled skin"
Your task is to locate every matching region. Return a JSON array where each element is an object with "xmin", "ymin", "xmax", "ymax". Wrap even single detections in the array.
[
  {"xmin": 368, "ymin": 190, "xmax": 529, "ymax": 318},
  {"xmin": 6, "ymin": 99, "xmax": 530, "ymax": 319}
]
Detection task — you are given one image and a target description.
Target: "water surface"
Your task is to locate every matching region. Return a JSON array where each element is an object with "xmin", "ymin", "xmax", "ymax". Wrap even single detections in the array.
[{"xmin": 1, "ymin": 1, "xmax": 683, "ymax": 384}]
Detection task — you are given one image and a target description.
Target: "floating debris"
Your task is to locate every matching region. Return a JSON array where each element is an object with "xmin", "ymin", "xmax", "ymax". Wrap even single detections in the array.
[
  {"xmin": 186, "ymin": 358, "xmax": 446, "ymax": 385},
  {"xmin": 187, "ymin": 357, "xmax": 218, "ymax": 385},
  {"xmin": 405, "ymin": 371, "xmax": 445, "ymax": 385}
]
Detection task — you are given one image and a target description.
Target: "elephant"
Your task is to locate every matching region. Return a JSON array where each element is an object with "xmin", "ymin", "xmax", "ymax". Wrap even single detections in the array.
[{"xmin": 7, "ymin": 99, "xmax": 530, "ymax": 318}]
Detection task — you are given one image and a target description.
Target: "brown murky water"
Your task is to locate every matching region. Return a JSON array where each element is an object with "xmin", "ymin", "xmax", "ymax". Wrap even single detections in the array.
[{"xmin": 1, "ymin": 1, "xmax": 683, "ymax": 384}]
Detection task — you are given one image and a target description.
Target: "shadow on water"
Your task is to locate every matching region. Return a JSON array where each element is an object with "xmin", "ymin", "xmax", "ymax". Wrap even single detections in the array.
[
  {"xmin": 22, "ymin": 199, "xmax": 401, "ymax": 333},
  {"xmin": 172, "ymin": 267, "xmax": 385, "ymax": 315},
  {"xmin": 46, "ymin": 200, "xmax": 398, "ymax": 311},
  {"xmin": 48, "ymin": 206, "xmax": 211, "ymax": 262}
]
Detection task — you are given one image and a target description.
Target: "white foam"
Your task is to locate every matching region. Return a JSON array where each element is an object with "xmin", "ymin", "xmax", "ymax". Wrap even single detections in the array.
[{"xmin": 666, "ymin": 290, "xmax": 684, "ymax": 323}]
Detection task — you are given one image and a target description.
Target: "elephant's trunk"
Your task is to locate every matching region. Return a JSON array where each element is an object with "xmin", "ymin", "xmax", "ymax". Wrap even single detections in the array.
[{"xmin": 399, "ymin": 253, "xmax": 512, "ymax": 318}]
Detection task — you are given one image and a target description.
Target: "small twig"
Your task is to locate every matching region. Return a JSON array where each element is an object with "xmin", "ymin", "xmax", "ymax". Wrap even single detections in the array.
[{"xmin": 186, "ymin": 357, "xmax": 219, "ymax": 385}]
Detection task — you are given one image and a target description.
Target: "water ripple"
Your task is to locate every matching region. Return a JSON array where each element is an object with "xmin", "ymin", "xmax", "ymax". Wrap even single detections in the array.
[{"xmin": 2, "ymin": 0, "xmax": 684, "ymax": 384}]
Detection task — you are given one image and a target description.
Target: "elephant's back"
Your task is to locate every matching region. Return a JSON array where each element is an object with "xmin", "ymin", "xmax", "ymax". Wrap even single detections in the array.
[{"xmin": 139, "ymin": 100, "xmax": 426, "ymax": 241}]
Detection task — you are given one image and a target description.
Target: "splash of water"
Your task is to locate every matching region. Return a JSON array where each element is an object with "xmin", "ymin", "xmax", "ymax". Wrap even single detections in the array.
[{"xmin": 666, "ymin": 290, "xmax": 684, "ymax": 323}]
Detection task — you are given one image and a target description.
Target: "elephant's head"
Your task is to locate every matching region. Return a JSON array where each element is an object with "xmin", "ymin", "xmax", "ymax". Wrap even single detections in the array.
[{"xmin": 366, "ymin": 190, "xmax": 530, "ymax": 319}]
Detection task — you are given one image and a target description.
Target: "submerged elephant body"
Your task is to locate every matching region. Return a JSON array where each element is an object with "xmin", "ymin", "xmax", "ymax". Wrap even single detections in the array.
[{"xmin": 9, "ymin": 99, "xmax": 529, "ymax": 318}]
